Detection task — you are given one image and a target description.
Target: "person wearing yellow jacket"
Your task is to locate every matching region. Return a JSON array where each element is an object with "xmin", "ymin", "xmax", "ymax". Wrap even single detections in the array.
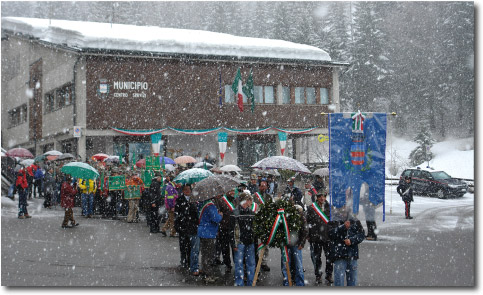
[{"xmin": 78, "ymin": 178, "xmax": 97, "ymax": 218}]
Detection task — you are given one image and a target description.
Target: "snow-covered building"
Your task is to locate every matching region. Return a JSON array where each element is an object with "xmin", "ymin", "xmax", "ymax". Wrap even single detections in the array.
[{"xmin": 1, "ymin": 17, "xmax": 348, "ymax": 167}]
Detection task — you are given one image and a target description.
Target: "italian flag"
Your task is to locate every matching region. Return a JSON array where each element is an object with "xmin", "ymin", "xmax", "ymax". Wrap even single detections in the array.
[{"xmin": 232, "ymin": 68, "xmax": 244, "ymax": 112}]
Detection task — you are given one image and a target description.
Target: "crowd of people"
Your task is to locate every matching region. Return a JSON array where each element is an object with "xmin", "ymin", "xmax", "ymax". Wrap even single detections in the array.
[{"xmin": 10, "ymin": 156, "xmax": 381, "ymax": 287}]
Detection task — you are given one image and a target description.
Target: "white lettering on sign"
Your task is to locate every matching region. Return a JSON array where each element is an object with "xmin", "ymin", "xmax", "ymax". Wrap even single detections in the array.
[
  {"xmin": 113, "ymin": 81, "xmax": 148, "ymax": 90},
  {"xmin": 133, "ymin": 92, "xmax": 147, "ymax": 98},
  {"xmin": 114, "ymin": 93, "xmax": 128, "ymax": 97}
]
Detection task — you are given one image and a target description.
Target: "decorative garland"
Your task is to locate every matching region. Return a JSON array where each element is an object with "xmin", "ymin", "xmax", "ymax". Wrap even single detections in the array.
[
  {"xmin": 111, "ymin": 126, "xmax": 318, "ymax": 136},
  {"xmin": 253, "ymin": 199, "xmax": 303, "ymax": 249}
]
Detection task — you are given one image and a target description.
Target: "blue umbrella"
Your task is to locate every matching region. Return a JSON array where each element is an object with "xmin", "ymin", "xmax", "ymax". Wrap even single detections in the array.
[{"xmin": 159, "ymin": 156, "xmax": 175, "ymax": 165}]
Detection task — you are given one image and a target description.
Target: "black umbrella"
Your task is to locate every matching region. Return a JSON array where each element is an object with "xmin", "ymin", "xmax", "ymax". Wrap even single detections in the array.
[{"xmin": 56, "ymin": 153, "xmax": 75, "ymax": 161}]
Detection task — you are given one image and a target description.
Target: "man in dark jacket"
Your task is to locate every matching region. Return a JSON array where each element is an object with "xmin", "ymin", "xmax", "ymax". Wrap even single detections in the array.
[
  {"xmin": 233, "ymin": 192, "xmax": 256, "ymax": 286},
  {"xmin": 306, "ymin": 191, "xmax": 333, "ymax": 285},
  {"xmin": 148, "ymin": 171, "xmax": 163, "ymax": 233},
  {"xmin": 328, "ymin": 205, "xmax": 365, "ymax": 286},
  {"xmin": 285, "ymin": 177, "xmax": 304, "ymax": 209},
  {"xmin": 397, "ymin": 176, "xmax": 414, "ymax": 219},
  {"xmin": 174, "ymin": 184, "xmax": 200, "ymax": 275},
  {"xmin": 42, "ymin": 168, "xmax": 55, "ymax": 208},
  {"xmin": 214, "ymin": 189, "xmax": 236, "ymax": 272}
]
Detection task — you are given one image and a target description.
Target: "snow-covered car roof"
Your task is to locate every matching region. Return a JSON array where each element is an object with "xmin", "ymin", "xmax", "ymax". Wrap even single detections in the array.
[{"xmin": 2, "ymin": 17, "xmax": 338, "ymax": 63}]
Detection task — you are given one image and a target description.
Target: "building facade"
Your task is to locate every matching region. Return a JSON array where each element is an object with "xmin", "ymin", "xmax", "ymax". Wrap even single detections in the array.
[{"xmin": 2, "ymin": 18, "xmax": 347, "ymax": 168}]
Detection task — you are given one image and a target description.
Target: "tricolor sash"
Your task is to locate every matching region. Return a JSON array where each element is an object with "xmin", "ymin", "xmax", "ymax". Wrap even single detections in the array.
[
  {"xmin": 251, "ymin": 202, "xmax": 258, "ymax": 213},
  {"xmin": 254, "ymin": 192, "xmax": 265, "ymax": 205},
  {"xmin": 198, "ymin": 200, "xmax": 214, "ymax": 224},
  {"xmin": 311, "ymin": 202, "xmax": 329, "ymax": 224},
  {"xmin": 222, "ymin": 195, "xmax": 235, "ymax": 211}
]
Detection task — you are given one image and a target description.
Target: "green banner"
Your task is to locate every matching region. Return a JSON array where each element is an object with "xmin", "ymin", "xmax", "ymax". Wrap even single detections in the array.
[
  {"xmin": 141, "ymin": 170, "xmax": 155, "ymax": 188},
  {"xmin": 124, "ymin": 185, "xmax": 141, "ymax": 200},
  {"xmin": 108, "ymin": 175, "xmax": 126, "ymax": 191},
  {"xmin": 146, "ymin": 156, "xmax": 160, "ymax": 170}
]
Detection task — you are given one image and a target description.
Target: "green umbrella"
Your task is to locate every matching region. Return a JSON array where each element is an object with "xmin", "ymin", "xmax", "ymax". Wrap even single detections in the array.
[
  {"xmin": 61, "ymin": 162, "xmax": 99, "ymax": 180},
  {"xmin": 34, "ymin": 154, "xmax": 47, "ymax": 163},
  {"xmin": 173, "ymin": 168, "xmax": 213, "ymax": 185}
]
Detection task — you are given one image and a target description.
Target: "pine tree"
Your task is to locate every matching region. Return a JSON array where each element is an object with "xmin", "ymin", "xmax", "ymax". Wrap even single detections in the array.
[
  {"xmin": 409, "ymin": 126, "xmax": 435, "ymax": 167},
  {"xmin": 348, "ymin": 1, "xmax": 390, "ymax": 111}
]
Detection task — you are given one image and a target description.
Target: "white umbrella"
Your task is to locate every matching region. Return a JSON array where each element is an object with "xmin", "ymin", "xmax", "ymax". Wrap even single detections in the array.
[
  {"xmin": 165, "ymin": 164, "xmax": 176, "ymax": 172},
  {"xmin": 20, "ymin": 159, "xmax": 34, "ymax": 166},
  {"xmin": 44, "ymin": 150, "xmax": 63, "ymax": 156},
  {"xmin": 251, "ymin": 156, "xmax": 311, "ymax": 174},
  {"xmin": 220, "ymin": 164, "xmax": 242, "ymax": 172},
  {"xmin": 313, "ymin": 168, "xmax": 329, "ymax": 177},
  {"xmin": 194, "ymin": 161, "xmax": 214, "ymax": 169}
]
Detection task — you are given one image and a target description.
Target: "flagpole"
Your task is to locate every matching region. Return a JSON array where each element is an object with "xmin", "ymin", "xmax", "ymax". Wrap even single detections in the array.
[{"xmin": 389, "ymin": 112, "xmax": 397, "ymax": 215}]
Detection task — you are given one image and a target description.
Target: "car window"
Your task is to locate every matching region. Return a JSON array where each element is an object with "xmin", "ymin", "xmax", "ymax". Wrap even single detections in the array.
[
  {"xmin": 402, "ymin": 170, "xmax": 412, "ymax": 177},
  {"xmin": 412, "ymin": 170, "xmax": 421, "ymax": 178},
  {"xmin": 431, "ymin": 171, "xmax": 451, "ymax": 180},
  {"xmin": 421, "ymin": 171, "xmax": 432, "ymax": 179}
]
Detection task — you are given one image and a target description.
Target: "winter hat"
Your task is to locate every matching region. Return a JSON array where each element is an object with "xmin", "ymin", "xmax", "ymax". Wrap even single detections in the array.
[
  {"xmin": 239, "ymin": 191, "xmax": 253, "ymax": 203},
  {"xmin": 317, "ymin": 188, "xmax": 328, "ymax": 196}
]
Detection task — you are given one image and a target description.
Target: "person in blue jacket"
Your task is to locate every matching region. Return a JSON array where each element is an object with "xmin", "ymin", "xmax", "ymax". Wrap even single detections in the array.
[{"xmin": 197, "ymin": 197, "xmax": 223, "ymax": 283}]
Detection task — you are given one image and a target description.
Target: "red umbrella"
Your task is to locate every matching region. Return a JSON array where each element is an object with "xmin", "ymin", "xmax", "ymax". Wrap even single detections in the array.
[
  {"xmin": 136, "ymin": 158, "xmax": 146, "ymax": 168},
  {"xmin": 174, "ymin": 155, "xmax": 198, "ymax": 164},
  {"xmin": 46, "ymin": 155, "xmax": 59, "ymax": 161},
  {"xmin": 91, "ymin": 153, "xmax": 110, "ymax": 161},
  {"xmin": 6, "ymin": 148, "xmax": 34, "ymax": 158}
]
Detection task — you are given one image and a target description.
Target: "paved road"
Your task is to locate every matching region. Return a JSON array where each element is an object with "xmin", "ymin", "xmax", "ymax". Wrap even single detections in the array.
[{"xmin": 1, "ymin": 192, "xmax": 474, "ymax": 287}]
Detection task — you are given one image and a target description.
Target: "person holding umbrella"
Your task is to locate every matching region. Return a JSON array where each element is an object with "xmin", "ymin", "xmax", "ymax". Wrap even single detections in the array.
[{"xmin": 60, "ymin": 175, "xmax": 79, "ymax": 228}]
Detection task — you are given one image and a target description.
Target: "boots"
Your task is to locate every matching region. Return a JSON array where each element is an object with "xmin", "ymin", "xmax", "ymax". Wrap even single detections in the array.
[{"xmin": 366, "ymin": 221, "xmax": 377, "ymax": 240}]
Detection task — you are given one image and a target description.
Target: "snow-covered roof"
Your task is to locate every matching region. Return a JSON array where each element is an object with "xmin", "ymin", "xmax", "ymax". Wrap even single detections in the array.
[{"xmin": 1, "ymin": 17, "xmax": 333, "ymax": 62}]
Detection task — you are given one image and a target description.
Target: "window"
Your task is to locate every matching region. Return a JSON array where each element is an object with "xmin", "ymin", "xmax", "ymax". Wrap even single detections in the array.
[
  {"xmin": 224, "ymin": 85, "xmax": 234, "ymax": 103},
  {"xmin": 295, "ymin": 87, "xmax": 304, "ymax": 104},
  {"xmin": 44, "ymin": 83, "xmax": 73, "ymax": 113},
  {"xmin": 282, "ymin": 86, "xmax": 290, "ymax": 104},
  {"xmin": 264, "ymin": 86, "xmax": 274, "ymax": 103},
  {"xmin": 252, "ymin": 85, "xmax": 274, "ymax": 104},
  {"xmin": 306, "ymin": 87, "xmax": 316, "ymax": 104},
  {"xmin": 254, "ymin": 86, "xmax": 263, "ymax": 103},
  {"xmin": 320, "ymin": 88, "xmax": 329, "ymax": 104},
  {"xmin": 225, "ymin": 85, "xmax": 247, "ymax": 103},
  {"xmin": 8, "ymin": 104, "xmax": 27, "ymax": 128},
  {"xmin": 295, "ymin": 87, "xmax": 318, "ymax": 104},
  {"xmin": 45, "ymin": 92, "xmax": 55, "ymax": 113}
]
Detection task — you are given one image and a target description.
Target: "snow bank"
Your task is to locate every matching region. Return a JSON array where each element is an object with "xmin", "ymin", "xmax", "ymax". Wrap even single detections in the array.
[
  {"xmin": 386, "ymin": 136, "xmax": 474, "ymax": 180},
  {"xmin": 1, "ymin": 17, "xmax": 332, "ymax": 62}
]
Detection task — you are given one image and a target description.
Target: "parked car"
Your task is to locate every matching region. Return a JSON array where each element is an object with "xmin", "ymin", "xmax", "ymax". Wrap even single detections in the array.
[{"xmin": 399, "ymin": 167, "xmax": 468, "ymax": 199}]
